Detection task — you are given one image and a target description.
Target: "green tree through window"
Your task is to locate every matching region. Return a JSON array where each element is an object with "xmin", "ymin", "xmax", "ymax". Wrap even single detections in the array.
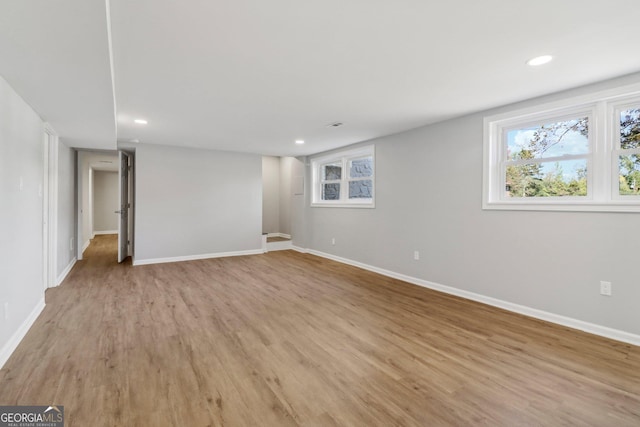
[
  {"xmin": 505, "ymin": 118, "xmax": 588, "ymax": 198},
  {"xmin": 619, "ymin": 108, "xmax": 640, "ymax": 195}
]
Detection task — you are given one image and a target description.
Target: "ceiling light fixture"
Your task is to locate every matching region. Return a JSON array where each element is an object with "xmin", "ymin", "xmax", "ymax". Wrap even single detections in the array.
[
  {"xmin": 134, "ymin": 119, "xmax": 148, "ymax": 124},
  {"xmin": 295, "ymin": 140, "xmax": 305, "ymax": 145},
  {"xmin": 129, "ymin": 139, "xmax": 140, "ymax": 143},
  {"xmin": 526, "ymin": 55, "xmax": 553, "ymax": 66}
]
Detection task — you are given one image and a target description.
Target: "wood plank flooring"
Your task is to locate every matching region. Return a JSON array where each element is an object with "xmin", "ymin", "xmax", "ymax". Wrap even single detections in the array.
[{"xmin": 1, "ymin": 234, "xmax": 639, "ymax": 426}]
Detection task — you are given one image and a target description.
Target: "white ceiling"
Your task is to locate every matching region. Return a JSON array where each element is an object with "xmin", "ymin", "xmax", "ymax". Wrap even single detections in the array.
[
  {"xmin": 0, "ymin": 0, "xmax": 116, "ymax": 150},
  {"xmin": 2, "ymin": 1, "xmax": 640, "ymax": 156}
]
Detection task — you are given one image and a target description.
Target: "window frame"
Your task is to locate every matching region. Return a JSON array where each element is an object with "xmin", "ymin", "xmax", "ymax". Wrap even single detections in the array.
[
  {"xmin": 483, "ymin": 83, "xmax": 640, "ymax": 212},
  {"xmin": 311, "ymin": 145, "xmax": 375, "ymax": 208},
  {"xmin": 610, "ymin": 98, "xmax": 640, "ymax": 201}
]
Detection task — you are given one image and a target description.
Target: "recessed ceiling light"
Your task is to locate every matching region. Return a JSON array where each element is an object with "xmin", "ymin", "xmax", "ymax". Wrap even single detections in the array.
[
  {"xmin": 526, "ymin": 55, "xmax": 553, "ymax": 67},
  {"xmin": 134, "ymin": 119, "xmax": 148, "ymax": 125},
  {"xmin": 295, "ymin": 140, "xmax": 305, "ymax": 145}
]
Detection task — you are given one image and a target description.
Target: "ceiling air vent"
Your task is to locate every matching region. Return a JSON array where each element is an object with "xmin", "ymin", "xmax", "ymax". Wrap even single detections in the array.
[{"xmin": 328, "ymin": 122, "xmax": 343, "ymax": 127}]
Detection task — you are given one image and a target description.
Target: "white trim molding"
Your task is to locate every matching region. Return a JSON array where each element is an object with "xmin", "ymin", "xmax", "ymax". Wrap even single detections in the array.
[
  {"xmin": 301, "ymin": 248, "xmax": 640, "ymax": 347},
  {"xmin": 0, "ymin": 298, "xmax": 45, "ymax": 369},
  {"xmin": 267, "ymin": 232, "xmax": 291, "ymax": 239},
  {"xmin": 133, "ymin": 249, "xmax": 265, "ymax": 266},
  {"xmin": 266, "ymin": 240, "xmax": 293, "ymax": 252},
  {"xmin": 56, "ymin": 258, "xmax": 77, "ymax": 287}
]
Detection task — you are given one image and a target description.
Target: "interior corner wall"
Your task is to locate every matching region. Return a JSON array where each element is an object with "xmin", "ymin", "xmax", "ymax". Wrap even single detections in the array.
[
  {"xmin": 92, "ymin": 170, "xmax": 118, "ymax": 233},
  {"xmin": 290, "ymin": 157, "xmax": 307, "ymax": 248},
  {"xmin": 135, "ymin": 144, "xmax": 262, "ymax": 262},
  {"xmin": 278, "ymin": 157, "xmax": 295, "ymax": 236},
  {"xmin": 300, "ymin": 72, "xmax": 640, "ymax": 337},
  {"xmin": 0, "ymin": 75, "xmax": 45, "ymax": 361},
  {"xmin": 56, "ymin": 142, "xmax": 76, "ymax": 279},
  {"xmin": 262, "ymin": 156, "xmax": 280, "ymax": 234}
]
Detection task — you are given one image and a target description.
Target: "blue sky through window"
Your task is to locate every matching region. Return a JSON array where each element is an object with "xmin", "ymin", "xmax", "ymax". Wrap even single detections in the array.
[{"xmin": 507, "ymin": 120, "xmax": 589, "ymax": 160}]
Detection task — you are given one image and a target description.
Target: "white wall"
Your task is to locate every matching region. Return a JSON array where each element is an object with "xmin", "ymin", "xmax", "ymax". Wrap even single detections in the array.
[
  {"xmin": 299, "ymin": 72, "xmax": 640, "ymax": 339},
  {"xmin": 0, "ymin": 75, "xmax": 45, "ymax": 364},
  {"xmin": 262, "ymin": 156, "xmax": 280, "ymax": 234},
  {"xmin": 56, "ymin": 141, "xmax": 76, "ymax": 281},
  {"xmin": 92, "ymin": 170, "xmax": 118, "ymax": 233},
  {"xmin": 135, "ymin": 144, "xmax": 262, "ymax": 263}
]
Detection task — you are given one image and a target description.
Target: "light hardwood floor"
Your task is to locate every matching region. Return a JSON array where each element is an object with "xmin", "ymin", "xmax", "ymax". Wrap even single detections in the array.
[{"xmin": 1, "ymin": 234, "xmax": 639, "ymax": 426}]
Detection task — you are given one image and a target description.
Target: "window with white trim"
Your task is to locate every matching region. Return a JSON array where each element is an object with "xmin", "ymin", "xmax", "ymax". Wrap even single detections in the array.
[
  {"xmin": 484, "ymin": 84, "xmax": 640, "ymax": 212},
  {"xmin": 311, "ymin": 145, "xmax": 375, "ymax": 207},
  {"xmin": 615, "ymin": 104, "xmax": 640, "ymax": 197}
]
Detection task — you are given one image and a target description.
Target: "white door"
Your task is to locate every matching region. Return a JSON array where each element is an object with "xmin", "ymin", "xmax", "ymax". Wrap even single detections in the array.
[{"xmin": 117, "ymin": 151, "xmax": 130, "ymax": 263}]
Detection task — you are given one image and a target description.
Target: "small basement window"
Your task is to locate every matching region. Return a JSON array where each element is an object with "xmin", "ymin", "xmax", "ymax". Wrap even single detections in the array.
[{"xmin": 311, "ymin": 145, "xmax": 375, "ymax": 207}]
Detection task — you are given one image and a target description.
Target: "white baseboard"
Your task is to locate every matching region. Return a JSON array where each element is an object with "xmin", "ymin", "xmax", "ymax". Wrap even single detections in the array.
[
  {"xmin": 303, "ymin": 248, "xmax": 640, "ymax": 347},
  {"xmin": 0, "ymin": 298, "xmax": 46, "ymax": 369},
  {"xmin": 266, "ymin": 240, "xmax": 293, "ymax": 252},
  {"xmin": 133, "ymin": 249, "xmax": 265, "ymax": 266},
  {"xmin": 82, "ymin": 239, "xmax": 90, "ymax": 252},
  {"xmin": 93, "ymin": 230, "xmax": 117, "ymax": 235},
  {"xmin": 267, "ymin": 232, "xmax": 291, "ymax": 239},
  {"xmin": 56, "ymin": 258, "xmax": 77, "ymax": 287}
]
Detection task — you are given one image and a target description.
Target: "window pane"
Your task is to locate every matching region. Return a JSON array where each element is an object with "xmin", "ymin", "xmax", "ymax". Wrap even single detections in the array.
[
  {"xmin": 619, "ymin": 154, "xmax": 640, "ymax": 195},
  {"xmin": 505, "ymin": 159, "xmax": 587, "ymax": 197},
  {"xmin": 349, "ymin": 180, "xmax": 372, "ymax": 199},
  {"xmin": 620, "ymin": 108, "xmax": 640, "ymax": 150},
  {"xmin": 322, "ymin": 183, "xmax": 340, "ymax": 200},
  {"xmin": 506, "ymin": 117, "xmax": 589, "ymax": 160},
  {"xmin": 323, "ymin": 163, "xmax": 341, "ymax": 180},
  {"xmin": 349, "ymin": 157, "xmax": 373, "ymax": 178}
]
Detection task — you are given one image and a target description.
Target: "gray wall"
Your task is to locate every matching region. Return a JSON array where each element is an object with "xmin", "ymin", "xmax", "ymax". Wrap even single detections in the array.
[
  {"xmin": 262, "ymin": 156, "xmax": 298, "ymax": 236},
  {"xmin": 0, "ymin": 75, "xmax": 45, "ymax": 357},
  {"xmin": 92, "ymin": 170, "xmax": 118, "ymax": 233},
  {"xmin": 135, "ymin": 144, "xmax": 262, "ymax": 262},
  {"xmin": 300, "ymin": 73, "xmax": 640, "ymax": 337},
  {"xmin": 56, "ymin": 142, "xmax": 76, "ymax": 279},
  {"xmin": 262, "ymin": 156, "xmax": 280, "ymax": 234},
  {"xmin": 78, "ymin": 151, "xmax": 92, "ymax": 251},
  {"xmin": 279, "ymin": 157, "xmax": 296, "ymax": 236}
]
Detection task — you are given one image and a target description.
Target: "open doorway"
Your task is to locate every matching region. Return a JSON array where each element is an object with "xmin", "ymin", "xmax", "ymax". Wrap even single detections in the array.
[
  {"xmin": 261, "ymin": 156, "xmax": 304, "ymax": 252},
  {"xmin": 76, "ymin": 150, "xmax": 134, "ymax": 263}
]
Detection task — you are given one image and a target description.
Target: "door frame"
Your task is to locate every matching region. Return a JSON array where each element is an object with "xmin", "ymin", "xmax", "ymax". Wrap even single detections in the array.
[
  {"xmin": 117, "ymin": 151, "xmax": 128, "ymax": 262},
  {"xmin": 43, "ymin": 125, "xmax": 58, "ymax": 288}
]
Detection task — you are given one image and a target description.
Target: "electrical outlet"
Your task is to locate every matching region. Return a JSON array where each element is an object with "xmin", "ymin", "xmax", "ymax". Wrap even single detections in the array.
[
  {"xmin": 600, "ymin": 281, "xmax": 612, "ymax": 296},
  {"xmin": 331, "ymin": 237, "xmax": 336, "ymax": 245},
  {"xmin": 414, "ymin": 251, "xmax": 420, "ymax": 260}
]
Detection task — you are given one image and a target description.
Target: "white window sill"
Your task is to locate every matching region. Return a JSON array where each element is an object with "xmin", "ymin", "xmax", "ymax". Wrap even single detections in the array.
[
  {"xmin": 483, "ymin": 200, "xmax": 640, "ymax": 213},
  {"xmin": 311, "ymin": 202, "xmax": 375, "ymax": 209}
]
